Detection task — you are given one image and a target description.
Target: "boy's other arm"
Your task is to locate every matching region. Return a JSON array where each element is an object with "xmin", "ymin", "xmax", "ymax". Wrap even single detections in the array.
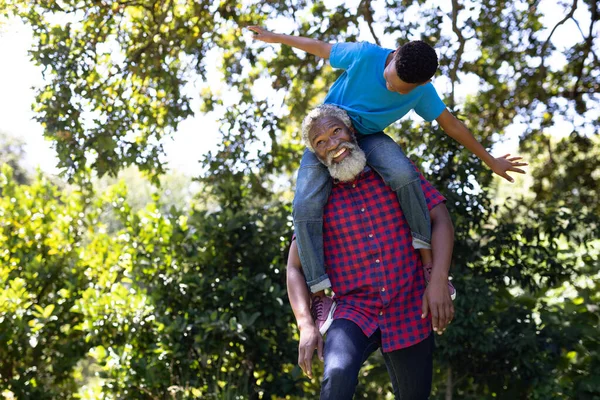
[
  {"xmin": 436, "ymin": 109, "xmax": 528, "ymax": 182},
  {"xmin": 248, "ymin": 26, "xmax": 333, "ymax": 59},
  {"xmin": 287, "ymin": 240, "xmax": 323, "ymax": 379}
]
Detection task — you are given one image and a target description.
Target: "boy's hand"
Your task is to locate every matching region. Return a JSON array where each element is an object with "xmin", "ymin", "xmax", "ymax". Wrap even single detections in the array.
[
  {"xmin": 491, "ymin": 154, "xmax": 528, "ymax": 183},
  {"xmin": 248, "ymin": 26, "xmax": 279, "ymax": 43}
]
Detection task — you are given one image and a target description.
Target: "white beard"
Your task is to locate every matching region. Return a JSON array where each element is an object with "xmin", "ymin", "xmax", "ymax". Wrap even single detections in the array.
[{"xmin": 323, "ymin": 141, "xmax": 367, "ymax": 182}]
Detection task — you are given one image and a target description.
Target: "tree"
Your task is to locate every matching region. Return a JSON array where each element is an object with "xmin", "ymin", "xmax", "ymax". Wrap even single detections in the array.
[
  {"xmin": 0, "ymin": 161, "xmax": 301, "ymax": 399},
  {"xmin": 0, "ymin": 130, "xmax": 29, "ymax": 184},
  {"xmin": 0, "ymin": 165, "xmax": 99, "ymax": 398},
  {"xmin": 3, "ymin": 0, "xmax": 599, "ymax": 398}
]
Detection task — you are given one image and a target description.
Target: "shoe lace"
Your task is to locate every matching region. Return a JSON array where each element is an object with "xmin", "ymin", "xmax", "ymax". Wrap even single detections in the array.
[
  {"xmin": 423, "ymin": 263, "xmax": 432, "ymax": 283},
  {"xmin": 312, "ymin": 297, "xmax": 324, "ymax": 319}
]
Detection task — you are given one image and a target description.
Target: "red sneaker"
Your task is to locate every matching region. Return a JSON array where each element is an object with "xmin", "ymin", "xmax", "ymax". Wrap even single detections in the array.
[
  {"xmin": 423, "ymin": 263, "xmax": 457, "ymax": 300},
  {"xmin": 311, "ymin": 295, "xmax": 336, "ymax": 335}
]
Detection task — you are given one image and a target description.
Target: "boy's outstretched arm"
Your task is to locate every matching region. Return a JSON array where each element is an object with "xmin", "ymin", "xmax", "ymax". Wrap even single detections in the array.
[
  {"xmin": 436, "ymin": 109, "xmax": 528, "ymax": 182},
  {"xmin": 248, "ymin": 26, "xmax": 333, "ymax": 59}
]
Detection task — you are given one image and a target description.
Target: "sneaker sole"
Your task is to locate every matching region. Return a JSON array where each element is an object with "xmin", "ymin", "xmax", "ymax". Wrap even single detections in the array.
[{"xmin": 319, "ymin": 301, "xmax": 337, "ymax": 336}]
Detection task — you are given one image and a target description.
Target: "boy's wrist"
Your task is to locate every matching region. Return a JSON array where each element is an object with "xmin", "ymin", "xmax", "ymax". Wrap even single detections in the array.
[
  {"xmin": 480, "ymin": 152, "xmax": 496, "ymax": 168},
  {"xmin": 273, "ymin": 32, "xmax": 286, "ymax": 44}
]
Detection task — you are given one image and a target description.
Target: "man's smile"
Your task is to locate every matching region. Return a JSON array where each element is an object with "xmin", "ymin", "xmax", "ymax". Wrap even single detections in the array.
[{"xmin": 331, "ymin": 147, "xmax": 349, "ymax": 163}]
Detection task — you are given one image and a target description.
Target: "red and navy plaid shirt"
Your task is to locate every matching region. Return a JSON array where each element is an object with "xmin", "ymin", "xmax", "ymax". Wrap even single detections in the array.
[{"xmin": 323, "ymin": 167, "xmax": 445, "ymax": 352}]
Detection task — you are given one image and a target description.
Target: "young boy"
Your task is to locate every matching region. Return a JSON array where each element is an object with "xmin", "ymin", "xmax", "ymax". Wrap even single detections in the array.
[{"xmin": 249, "ymin": 26, "xmax": 527, "ymax": 334}]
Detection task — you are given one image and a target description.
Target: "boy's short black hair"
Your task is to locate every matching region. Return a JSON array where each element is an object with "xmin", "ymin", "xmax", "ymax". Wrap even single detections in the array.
[{"xmin": 394, "ymin": 40, "xmax": 438, "ymax": 84}]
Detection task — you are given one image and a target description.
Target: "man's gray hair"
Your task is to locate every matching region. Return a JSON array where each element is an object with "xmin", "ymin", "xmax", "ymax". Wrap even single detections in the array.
[{"xmin": 301, "ymin": 104, "xmax": 353, "ymax": 152}]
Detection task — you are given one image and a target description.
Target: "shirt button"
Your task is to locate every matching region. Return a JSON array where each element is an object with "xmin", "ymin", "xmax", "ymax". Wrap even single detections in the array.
[
  {"xmin": 352, "ymin": 184, "xmax": 356, "ymax": 188},
  {"xmin": 379, "ymin": 311, "xmax": 383, "ymax": 316},
  {"xmin": 381, "ymin": 287, "xmax": 386, "ymax": 292},
  {"xmin": 361, "ymin": 208, "xmax": 365, "ymax": 212},
  {"xmin": 375, "ymin": 259, "xmax": 380, "ymax": 263},
  {"xmin": 368, "ymin": 234, "xmax": 373, "ymax": 238}
]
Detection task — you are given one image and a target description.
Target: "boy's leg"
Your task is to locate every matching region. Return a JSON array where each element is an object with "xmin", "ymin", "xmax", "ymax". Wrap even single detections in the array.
[
  {"xmin": 357, "ymin": 132, "xmax": 431, "ymax": 249},
  {"xmin": 294, "ymin": 150, "xmax": 337, "ymax": 332},
  {"xmin": 382, "ymin": 334, "xmax": 434, "ymax": 399},
  {"xmin": 321, "ymin": 319, "xmax": 380, "ymax": 400},
  {"xmin": 293, "ymin": 149, "xmax": 332, "ymax": 293}
]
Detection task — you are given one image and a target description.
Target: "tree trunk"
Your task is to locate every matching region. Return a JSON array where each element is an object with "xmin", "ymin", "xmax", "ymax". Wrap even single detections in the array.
[{"xmin": 445, "ymin": 366, "xmax": 453, "ymax": 400}]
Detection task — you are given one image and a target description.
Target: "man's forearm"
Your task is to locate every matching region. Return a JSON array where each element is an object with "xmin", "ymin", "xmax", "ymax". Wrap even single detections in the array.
[
  {"xmin": 430, "ymin": 204, "xmax": 454, "ymax": 281},
  {"xmin": 287, "ymin": 241, "xmax": 317, "ymax": 331},
  {"xmin": 272, "ymin": 34, "xmax": 332, "ymax": 59},
  {"xmin": 424, "ymin": 203, "xmax": 455, "ymax": 333},
  {"xmin": 286, "ymin": 240, "xmax": 324, "ymax": 378}
]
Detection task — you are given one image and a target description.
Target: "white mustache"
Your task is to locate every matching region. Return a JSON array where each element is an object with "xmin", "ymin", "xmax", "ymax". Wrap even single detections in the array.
[{"xmin": 326, "ymin": 142, "xmax": 367, "ymax": 182}]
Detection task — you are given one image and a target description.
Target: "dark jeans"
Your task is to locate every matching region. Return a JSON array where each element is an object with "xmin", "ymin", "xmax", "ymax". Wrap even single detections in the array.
[
  {"xmin": 293, "ymin": 132, "xmax": 432, "ymax": 292},
  {"xmin": 321, "ymin": 319, "xmax": 434, "ymax": 400}
]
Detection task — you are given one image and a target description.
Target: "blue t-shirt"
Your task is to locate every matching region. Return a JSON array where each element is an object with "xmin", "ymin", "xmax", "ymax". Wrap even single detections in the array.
[{"xmin": 323, "ymin": 42, "xmax": 446, "ymax": 135}]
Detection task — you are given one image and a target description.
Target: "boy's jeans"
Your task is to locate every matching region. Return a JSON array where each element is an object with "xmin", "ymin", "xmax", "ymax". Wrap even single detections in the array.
[
  {"xmin": 321, "ymin": 319, "xmax": 434, "ymax": 400},
  {"xmin": 293, "ymin": 132, "xmax": 431, "ymax": 293}
]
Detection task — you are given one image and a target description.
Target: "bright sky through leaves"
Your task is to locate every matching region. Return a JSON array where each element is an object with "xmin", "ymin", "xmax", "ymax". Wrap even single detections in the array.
[{"xmin": 0, "ymin": 0, "xmax": 595, "ymax": 177}]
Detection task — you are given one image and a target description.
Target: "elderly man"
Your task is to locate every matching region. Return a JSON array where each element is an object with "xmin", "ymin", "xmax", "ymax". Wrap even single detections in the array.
[{"xmin": 287, "ymin": 104, "xmax": 455, "ymax": 399}]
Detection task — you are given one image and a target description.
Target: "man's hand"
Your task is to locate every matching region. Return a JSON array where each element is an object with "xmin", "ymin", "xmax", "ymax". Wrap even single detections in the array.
[
  {"xmin": 297, "ymin": 322, "xmax": 324, "ymax": 379},
  {"xmin": 248, "ymin": 26, "xmax": 279, "ymax": 43},
  {"xmin": 491, "ymin": 154, "xmax": 528, "ymax": 183},
  {"xmin": 421, "ymin": 278, "xmax": 454, "ymax": 335}
]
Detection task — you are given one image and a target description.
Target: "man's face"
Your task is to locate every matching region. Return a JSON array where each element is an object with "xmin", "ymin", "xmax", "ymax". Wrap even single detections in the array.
[
  {"xmin": 310, "ymin": 116, "xmax": 354, "ymax": 163},
  {"xmin": 309, "ymin": 116, "xmax": 367, "ymax": 182},
  {"xmin": 383, "ymin": 54, "xmax": 430, "ymax": 95}
]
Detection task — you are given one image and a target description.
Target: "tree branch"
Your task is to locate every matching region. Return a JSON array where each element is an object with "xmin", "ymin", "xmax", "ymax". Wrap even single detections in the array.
[
  {"xmin": 544, "ymin": 134, "xmax": 556, "ymax": 167},
  {"xmin": 359, "ymin": 0, "xmax": 381, "ymax": 46},
  {"xmin": 445, "ymin": 365, "xmax": 453, "ymax": 400},
  {"xmin": 449, "ymin": 0, "xmax": 466, "ymax": 108},
  {"xmin": 571, "ymin": 0, "xmax": 597, "ymax": 99},
  {"xmin": 540, "ymin": 0, "xmax": 577, "ymax": 79}
]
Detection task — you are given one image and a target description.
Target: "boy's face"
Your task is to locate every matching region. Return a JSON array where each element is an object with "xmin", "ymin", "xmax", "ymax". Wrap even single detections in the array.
[{"xmin": 383, "ymin": 54, "xmax": 431, "ymax": 95}]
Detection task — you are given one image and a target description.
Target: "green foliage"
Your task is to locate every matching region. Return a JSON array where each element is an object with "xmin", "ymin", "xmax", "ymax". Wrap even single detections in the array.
[
  {"xmin": 1, "ymin": 0, "xmax": 599, "ymax": 398},
  {"xmin": 0, "ymin": 165, "xmax": 95, "ymax": 398},
  {"xmin": 0, "ymin": 163, "xmax": 302, "ymax": 399}
]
